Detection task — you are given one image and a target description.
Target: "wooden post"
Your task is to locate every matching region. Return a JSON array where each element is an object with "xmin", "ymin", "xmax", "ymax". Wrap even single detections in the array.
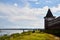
[
  {"xmin": 23, "ymin": 29, "xmax": 24, "ymax": 32},
  {"xmin": 32, "ymin": 29, "xmax": 35, "ymax": 33}
]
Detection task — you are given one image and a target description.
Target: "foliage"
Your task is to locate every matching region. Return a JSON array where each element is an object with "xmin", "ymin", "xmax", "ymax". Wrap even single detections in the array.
[{"xmin": 0, "ymin": 30, "xmax": 60, "ymax": 40}]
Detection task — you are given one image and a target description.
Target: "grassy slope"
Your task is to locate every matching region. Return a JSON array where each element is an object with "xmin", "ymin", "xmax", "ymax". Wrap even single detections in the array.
[{"xmin": 0, "ymin": 30, "xmax": 60, "ymax": 40}]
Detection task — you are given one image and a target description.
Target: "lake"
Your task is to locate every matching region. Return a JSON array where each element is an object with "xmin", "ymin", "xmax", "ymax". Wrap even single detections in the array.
[{"xmin": 0, "ymin": 30, "xmax": 24, "ymax": 36}]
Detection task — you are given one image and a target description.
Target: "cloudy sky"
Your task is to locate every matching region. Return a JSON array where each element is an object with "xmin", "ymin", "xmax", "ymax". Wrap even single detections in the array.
[{"xmin": 0, "ymin": 0, "xmax": 60, "ymax": 29}]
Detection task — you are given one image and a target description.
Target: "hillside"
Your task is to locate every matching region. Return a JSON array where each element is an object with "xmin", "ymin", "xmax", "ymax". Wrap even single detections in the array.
[{"xmin": 0, "ymin": 30, "xmax": 60, "ymax": 40}]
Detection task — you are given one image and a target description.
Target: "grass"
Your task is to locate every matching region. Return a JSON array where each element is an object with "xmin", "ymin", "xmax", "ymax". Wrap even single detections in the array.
[{"xmin": 0, "ymin": 30, "xmax": 60, "ymax": 40}]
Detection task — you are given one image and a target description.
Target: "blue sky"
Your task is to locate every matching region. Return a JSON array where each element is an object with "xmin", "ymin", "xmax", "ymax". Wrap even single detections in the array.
[{"xmin": 0, "ymin": 0, "xmax": 60, "ymax": 29}]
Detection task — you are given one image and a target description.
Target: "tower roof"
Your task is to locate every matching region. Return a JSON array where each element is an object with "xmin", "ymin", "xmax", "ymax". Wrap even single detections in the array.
[{"xmin": 45, "ymin": 9, "xmax": 54, "ymax": 17}]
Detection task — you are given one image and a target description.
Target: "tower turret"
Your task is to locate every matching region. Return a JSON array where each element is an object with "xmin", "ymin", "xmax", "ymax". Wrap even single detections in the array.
[{"xmin": 44, "ymin": 9, "xmax": 55, "ymax": 29}]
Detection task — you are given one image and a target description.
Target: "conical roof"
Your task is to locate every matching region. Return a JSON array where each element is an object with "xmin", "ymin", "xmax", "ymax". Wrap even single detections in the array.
[{"xmin": 46, "ymin": 9, "xmax": 54, "ymax": 17}]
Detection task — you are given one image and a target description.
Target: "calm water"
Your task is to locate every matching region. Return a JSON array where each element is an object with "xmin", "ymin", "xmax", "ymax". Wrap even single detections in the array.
[{"xmin": 0, "ymin": 30, "xmax": 23, "ymax": 36}]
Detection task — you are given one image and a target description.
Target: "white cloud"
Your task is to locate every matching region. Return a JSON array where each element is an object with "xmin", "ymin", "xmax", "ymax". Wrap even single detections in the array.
[
  {"xmin": 0, "ymin": 2, "xmax": 60, "ymax": 29},
  {"xmin": 46, "ymin": 0, "xmax": 52, "ymax": 3},
  {"xmin": 28, "ymin": 0, "xmax": 38, "ymax": 1},
  {"xmin": 1, "ymin": 3, "xmax": 60, "ymax": 29},
  {"xmin": 8, "ymin": 16, "xmax": 38, "ymax": 22},
  {"xmin": 51, "ymin": 4, "xmax": 60, "ymax": 13},
  {"xmin": 0, "ymin": 3, "xmax": 49, "ymax": 28},
  {"xmin": 14, "ymin": 3, "xmax": 18, "ymax": 7},
  {"xmin": 0, "ymin": 3, "xmax": 48, "ymax": 21},
  {"xmin": 0, "ymin": 0, "xmax": 60, "ymax": 29},
  {"xmin": 35, "ymin": 2, "xmax": 40, "ymax": 4}
]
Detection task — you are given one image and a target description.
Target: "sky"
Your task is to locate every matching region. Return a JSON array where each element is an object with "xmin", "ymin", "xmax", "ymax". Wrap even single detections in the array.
[{"xmin": 0, "ymin": 0, "xmax": 60, "ymax": 29}]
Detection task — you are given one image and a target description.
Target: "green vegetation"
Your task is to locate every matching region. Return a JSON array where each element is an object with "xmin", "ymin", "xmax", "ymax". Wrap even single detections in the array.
[
  {"xmin": 45, "ymin": 29, "xmax": 60, "ymax": 33},
  {"xmin": 0, "ymin": 30, "xmax": 60, "ymax": 40}
]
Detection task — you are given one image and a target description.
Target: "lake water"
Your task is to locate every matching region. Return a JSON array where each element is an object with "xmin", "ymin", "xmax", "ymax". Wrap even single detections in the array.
[
  {"xmin": 0, "ymin": 30, "xmax": 24, "ymax": 36},
  {"xmin": 0, "ymin": 29, "xmax": 43, "ymax": 36}
]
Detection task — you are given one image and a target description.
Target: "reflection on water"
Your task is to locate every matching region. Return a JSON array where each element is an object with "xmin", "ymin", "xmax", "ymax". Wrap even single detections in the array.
[{"xmin": 0, "ymin": 30, "xmax": 23, "ymax": 36}]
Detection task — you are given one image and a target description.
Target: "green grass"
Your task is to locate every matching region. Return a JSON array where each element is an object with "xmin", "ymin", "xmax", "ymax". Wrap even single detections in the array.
[{"xmin": 0, "ymin": 30, "xmax": 60, "ymax": 40}]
